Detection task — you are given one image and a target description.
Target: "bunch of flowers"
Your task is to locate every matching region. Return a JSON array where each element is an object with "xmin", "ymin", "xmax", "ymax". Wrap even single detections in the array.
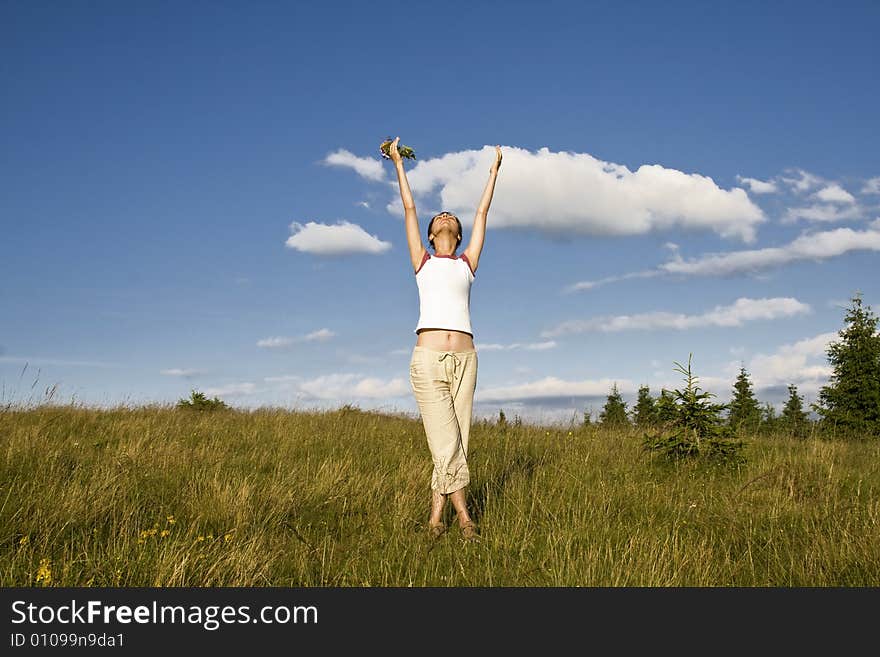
[{"xmin": 379, "ymin": 137, "xmax": 416, "ymax": 160}]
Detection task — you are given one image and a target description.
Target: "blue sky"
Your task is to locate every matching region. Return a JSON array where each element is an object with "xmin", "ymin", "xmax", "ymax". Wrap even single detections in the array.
[{"xmin": 2, "ymin": 0, "xmax": 879, "ymax": 425}]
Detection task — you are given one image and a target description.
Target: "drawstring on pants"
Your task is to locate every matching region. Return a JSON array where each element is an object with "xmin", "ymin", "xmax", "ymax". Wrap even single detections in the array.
[
  {"xmin": 438, "ymin": 351, "xmax": 462, "ymax": 378},
  {"xmin": 438, "ymin": 352, "xmax": 463, "ymax": 395}
]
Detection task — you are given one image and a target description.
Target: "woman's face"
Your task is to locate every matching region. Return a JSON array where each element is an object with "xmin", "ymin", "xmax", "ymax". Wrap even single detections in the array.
[{"xmin": 431, "ymin": 213, "xmax": 460, "ymax": 243}]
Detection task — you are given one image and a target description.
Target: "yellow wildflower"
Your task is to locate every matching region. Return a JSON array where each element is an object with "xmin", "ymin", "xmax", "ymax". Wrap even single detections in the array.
[
  {"xmin": 160, "ymin": 529, "xmax": 170, "ymax": 538},
  {"xmin": 35, "ymin": 558, "xmax": 52, "ymax": 586},
  {"xmin": 166, "ymin": 515, "xmax": 176, "ymax": 525},
  {"xmin": 19, "ymin": 535, "xmax": 29, "ymax": 546}
]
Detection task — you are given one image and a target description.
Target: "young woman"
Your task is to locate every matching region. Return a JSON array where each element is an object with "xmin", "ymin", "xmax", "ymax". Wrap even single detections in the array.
[{"xmin": 387, "ymin": 137, "xmax": 501, "ymax": 541}]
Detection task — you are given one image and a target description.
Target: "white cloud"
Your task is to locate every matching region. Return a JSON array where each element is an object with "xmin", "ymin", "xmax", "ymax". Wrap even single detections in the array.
[
  {"xmin": 564, "ymin": 269, "xmax": 662, "ymax": 293},
  {"xmin": 214, "ymin": 375, "xmax": 407, "ymax": 405},
  {"xmin": 567, "ymin": 224, "xmax": 880, "ymax": 291},
  {"xmin": 322, "ymin": 149, "xmax": 385, "ymax": 182},
  {"xmin": 380, "ymin": 145, "xmax": 765, "ymax": 243},
  {"xmin": 160, "ymin": 368, "xmax": 203, "ymax": 377},
  {"xmin": 356, "ymin": 200, "xmax": 370, "ymax": 208},
  {"xmin": 475, "ymin": 340, "xmax": 557, "ymax": 351},
  {"xmin": 285, "ymin": 220, "xmax": 392, "ymax": 255},
  {"xmin": 740, "ymin": 332, "xmax": 836, "ymax": 386},
  {"xmin": 779, "ymin": 168, "xmax": 825, "ymax": 194},
  {"xmin": 296, "ymin": 373, "xmax": 410, "ymax": 399},
  {"xmin": 860, "ymin": 177, "xmax": 880, "ymax": 195},
  {"xmin": 304, "ymin": 328, "xmax": 335, "ymax": 341},
  {"xmin": 476, "ymin": 376, "xmax": 638, "ymax": 403},
  {"xmin": 660, "ymin": 225, "xmax": 880, "ymax": 277},
  {"xmin": 257, "ymin": 328, "xmax": 336, "ymax": 349},
  {"xmin": 541, "ymin": 297, "xmax": 811, "ymax": 338},
  {"xmin": 736, "ymin": 175, "xmax": 779, "ymax": 194},
  {"xmin": 203, "ymin": 382, "xmax": 257, "ymax": 397},
  {"xmin": 811, "ymin": 184, "xmax": 856, "ymax": 204},
  {"xmin": 782, "ymin": 203, "xmax": 862, "ymax": 223},
  {"xmin": 719, "ymin": 331, "xmax": 838, "ymax": 400}
]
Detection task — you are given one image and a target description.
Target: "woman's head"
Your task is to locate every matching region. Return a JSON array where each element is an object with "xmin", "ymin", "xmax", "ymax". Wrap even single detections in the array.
[{"xmin": 428, "ymin": 211, "xmax": 462, "ymax": 252}]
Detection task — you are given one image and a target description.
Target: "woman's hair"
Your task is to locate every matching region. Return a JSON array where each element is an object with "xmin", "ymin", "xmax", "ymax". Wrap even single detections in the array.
[{"xmin": 427, "ymin": 212, "xmax": 462, "ymax": 251}]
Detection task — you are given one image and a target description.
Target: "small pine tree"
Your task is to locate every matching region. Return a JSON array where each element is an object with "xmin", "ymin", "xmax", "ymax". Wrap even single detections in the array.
[
  {"xmin": 780, "ymin": 383, "xmax": 811, "ymax": 438},
  {"xmin": 642, "ymin": 353, "xmax": 743, "ymax": 463},
  {"xmin": 727, "ymin": 365, "xmax": 763, "ymax": 435},
  {"xmin": 498, "ymin": 408, "xmax": 507, "ymax": 427},
  {"xmin": 632, "ymin": 384, "xmax": 657, "ymax": 428},
  {"xmin": 599, "ymin": 383, "xmax": 630, "ymax": 428},
  {"xmin": 654, "ymin": 388, "xmax": 677, "ymax": 428},
  {"xmin": 811, "ymin": 293, "xmax": 880, "ymax": 439},
  {"xmin": 583, "ymin": 407, "xmax": 592, "ymax": 427}
]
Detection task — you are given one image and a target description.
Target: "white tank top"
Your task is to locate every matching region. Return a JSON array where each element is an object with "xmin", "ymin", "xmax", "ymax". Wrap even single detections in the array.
[{"xmin": 413, "ymin": 248, "xmax": 475, "ymax": 336}]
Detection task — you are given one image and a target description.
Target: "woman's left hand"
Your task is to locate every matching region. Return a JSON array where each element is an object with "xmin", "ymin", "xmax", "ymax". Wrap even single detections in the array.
[{"xmin": 490, "ymin": 145, "xmax": 502, "ymax": 174}]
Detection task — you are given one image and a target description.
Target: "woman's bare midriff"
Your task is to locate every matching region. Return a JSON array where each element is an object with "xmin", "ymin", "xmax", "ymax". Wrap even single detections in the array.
[{"xmin": 416, "ymin": 328, "xmax": 475, "ymax": 351}]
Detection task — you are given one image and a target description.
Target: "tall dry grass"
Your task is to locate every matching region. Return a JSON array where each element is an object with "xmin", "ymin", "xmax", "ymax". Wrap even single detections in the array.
[{"xmin": 2, "ymin": 401, "xmax": 878, "ymax": 586}]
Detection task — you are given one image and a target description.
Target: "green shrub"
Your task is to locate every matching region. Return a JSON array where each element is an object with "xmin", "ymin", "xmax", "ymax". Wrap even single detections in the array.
[{"xmin": 176, "ymin": 390, "xmax": 230, "ymax": 412}]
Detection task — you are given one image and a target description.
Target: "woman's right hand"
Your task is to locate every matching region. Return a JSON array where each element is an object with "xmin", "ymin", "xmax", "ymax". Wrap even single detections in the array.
[{"xmin": 388, "ymin": 136, "xmax": 403, "ymax": 164}]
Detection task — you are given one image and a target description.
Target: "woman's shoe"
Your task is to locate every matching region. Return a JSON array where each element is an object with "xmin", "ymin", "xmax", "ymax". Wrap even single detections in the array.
[
  {"xmin": 428, "ymin": 522, "xmax": 446, "ymax": 540},
  {"xmin": 459, "ymin": 520, "xmax": 480, "ymax": 542}
]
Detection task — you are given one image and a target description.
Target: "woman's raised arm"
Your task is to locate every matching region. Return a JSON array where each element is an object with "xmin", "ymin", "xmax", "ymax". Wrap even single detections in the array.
[
  {"xmin": 464, "ymin": 145, "xmax": 502, "ymax": 273},
  {"xmin": 388, "ymin": 137, "xmax": 426, "ymax": 272}
]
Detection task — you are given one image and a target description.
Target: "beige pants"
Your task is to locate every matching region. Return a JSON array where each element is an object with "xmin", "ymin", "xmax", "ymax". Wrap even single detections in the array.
[{"xmin": 409, "ymin": 345, "xmax": 478, "ymax": 494}]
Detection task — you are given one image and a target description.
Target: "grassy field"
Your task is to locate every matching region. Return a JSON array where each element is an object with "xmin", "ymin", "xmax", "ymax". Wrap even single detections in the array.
[{"xmin": 2, "ymin": 403, "xmax": 879, "ymax": 586}]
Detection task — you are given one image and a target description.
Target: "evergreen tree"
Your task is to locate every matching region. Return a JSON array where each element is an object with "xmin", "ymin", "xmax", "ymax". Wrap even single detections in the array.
[
  {"xmin": 632, "ymin": 384, "xmax": 656, "ymax": 428},
  {"xmin": 812, "ymin": 293, "xmax": 880, "ymax": 438},
  {"xmin": 654, "ymin": 388, "xmax": 677, "ymax": 427},
  {"xmin": 599, "ymin": 383, "xmax": 630, "ymax": 428},
  {"xmin": 727, "ymin": 365, "xmax": 763, "ymax": 434},
  {"xmin": 642, "ymin": 353, "xmax": 742, "ymax": 463},
  {"xmin": 497, "ymin": 408, "xmax": 507, "ymax": 427},
  {"xmin": 582, "ymin": 406, "xmax": 592, "ymax": 427},
  {"xmin": 759, "ymin": 401, "xmax": 779, "ymax": 435},
  {"xmin": 780, "ymin": 383, "xmax": 810, "ymax": 438}
]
